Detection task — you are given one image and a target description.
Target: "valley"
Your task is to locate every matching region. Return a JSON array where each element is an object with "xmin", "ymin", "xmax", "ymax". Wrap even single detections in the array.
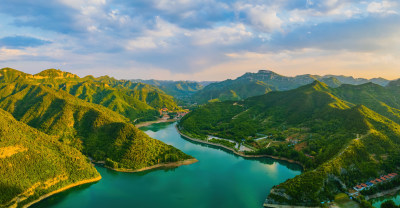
[{"xmin": 1, "ymin": 68, "xmax": 399, "ymax": 208}]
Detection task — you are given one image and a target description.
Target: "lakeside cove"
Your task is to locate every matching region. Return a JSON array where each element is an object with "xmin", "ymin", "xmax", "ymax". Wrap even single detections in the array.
[
  {"xmin": 175, "ymin": 125, "xmax": 305, "ymax": 169},
  {"xmin": 134, "ymin": 118, "xmax": 177, "ymax": 128},
  {"xmin": 32, "ymin": 122, "xmax": 302, "ymax": 208},
  {"xmin": 22, "ymin": 176, "xmax": 102, "ymax": 208},
  {"xmin": 91, "ymin": 158, "xmax": 198, "ymax": 173}
]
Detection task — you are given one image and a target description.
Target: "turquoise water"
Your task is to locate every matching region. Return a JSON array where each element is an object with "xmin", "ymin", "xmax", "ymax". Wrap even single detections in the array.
[
  {"xmin": 372, "ymin": 193, "xmax": 400, "ymax": 208},
  {"xmin": 32, "ymin": 122, "xmax": 302, "ymax": 208}
]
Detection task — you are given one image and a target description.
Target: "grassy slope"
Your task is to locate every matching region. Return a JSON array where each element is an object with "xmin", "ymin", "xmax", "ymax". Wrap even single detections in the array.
[
  {"xmin": 0, "ymin": 108, "xmax": 100, "ymax": 208},
  {"xmin": 332, "ymin": 83, "xmax": 400, "ymax": 123}
]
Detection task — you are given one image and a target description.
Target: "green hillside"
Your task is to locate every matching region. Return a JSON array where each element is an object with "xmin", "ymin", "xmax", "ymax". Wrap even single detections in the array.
[
  {"xmin": 0, "ymin": 108, "xmax": 100, "ymax": 208},
  {"xmin": 267, "ymin": 105, "xmax": 400, "ymax": 205},
  {"xmin": 332, "ymin": 83, "xmax": 400, "ymax": 123},
  {"xmin": 132, "ymin": 79, "xmax": 204, "ymax": 105},
  {"xmin": 0, "ymin": 68, "xmax": 180, "ymax": 123},
  {"xmin": 0, "ymin": 81, "xmax": 192, "ymax": 171},
  {"xmin": 179, "ymin": 80, "xmax": 400, "ymax": 205},
  {"xmin": 191, "ymin": 70, "xmax": 390, "ymax": 103}
]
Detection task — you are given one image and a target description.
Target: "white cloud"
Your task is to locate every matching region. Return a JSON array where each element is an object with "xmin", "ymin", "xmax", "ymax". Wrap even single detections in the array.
[
  {"xmin": 58, "ymin": 0, "xmax": 106, "ymax": 9},
  {"xmin": 0, "ymin": 48, "xmax": 29, "ymax": 60},
  {"xmin": 236, "ymin": 3, "xmax": 283, "ymax": 33},
  {"xmin": 190, "ymin": 24, "xmax": 252, "ymax": 45},
  {"xmin": 127, "ymin": 37, "xmax": 158, "ymax": 50},
  {"xmin": 367, "ymin": 1, "xmax": 398, "ymax": 14},
  {"xmin": 124, "ymin": 17, "xmax": 181, "ymax": 51}
]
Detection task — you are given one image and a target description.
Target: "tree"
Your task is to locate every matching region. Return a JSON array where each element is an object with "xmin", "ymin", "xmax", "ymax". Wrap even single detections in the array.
[{"xmin": 381, "ymin": 200, "xmax": 398, "ymax": 208}]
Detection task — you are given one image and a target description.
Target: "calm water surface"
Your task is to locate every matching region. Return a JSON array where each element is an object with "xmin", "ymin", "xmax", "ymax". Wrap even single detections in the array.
[
  {"xmin": 372, "ymin": 193, "xmax": 400, "ymax": 208},
  {"xmin": 33, "ymin": 122, "xmax": 301, "ymax": 208}
]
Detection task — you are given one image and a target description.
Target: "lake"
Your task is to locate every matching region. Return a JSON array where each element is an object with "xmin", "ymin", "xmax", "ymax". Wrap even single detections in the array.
[
  {"xmin": 32, "ymin": 122, "xmax": 302, "ymax": 208},
  {"xmin": 372, "ymin": 193, "xmax": 400, "ymax": 208}
]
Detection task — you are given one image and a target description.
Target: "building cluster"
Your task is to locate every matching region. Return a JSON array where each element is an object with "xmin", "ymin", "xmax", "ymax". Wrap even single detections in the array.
[
  {"xmin": 176, "ymin": 111, "xmax": 189, "ymax": 119},
  {"xmin": 353, "ymin": 173, "xmax": 398, "ymax": 191},
  {"xmin": 159, "ymin": 108, "xmax": 169, "ymax": 116},
  {"xmin": 158, "ymin": 108, "xmax": 189, "ymax": 119}
]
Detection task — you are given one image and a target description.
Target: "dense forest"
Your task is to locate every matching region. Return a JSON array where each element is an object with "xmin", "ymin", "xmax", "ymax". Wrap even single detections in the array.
[
  {"xmin": 0, "ymin": 81, "xmax": 192, "ymax": 170},
  {"xmin": 0, "ymin": 109, "xmax": 100, "ymax": 208},
  {"xmin": 180, "ymin": 80, "xmax": 400, "ymax": 205},
  {"xmin": 0, "ymin": 68, "xmax": 194, "ymax": 207},
  {"xmin": 0, "ymin": 68, "xmax": 180, "ymax": 122},
  {"xmin": 1, "ymin": 67, "xmax": 398, "ymax": 207}
]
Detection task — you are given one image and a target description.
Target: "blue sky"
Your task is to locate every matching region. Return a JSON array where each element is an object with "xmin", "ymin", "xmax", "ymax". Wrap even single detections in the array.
[{"xmin": 0, "ymin": 0, "xmax": 399, "ymax": 80}]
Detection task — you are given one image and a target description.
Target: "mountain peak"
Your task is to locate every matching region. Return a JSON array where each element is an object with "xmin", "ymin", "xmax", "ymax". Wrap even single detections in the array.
[
  {"xmin": 0, "ymin": 67, "xmax": 30, "ymax": 82},
  {"xmin": 305, "ymin": 80, "xmax": 330, "ymax": 91},
  {"xmin": 387, "ymin": 79, "xmax": 400, "ymax": 88},
  {"xmin": 0, "ymin": 67, "xmax": 28, "ymax": 75},
  {"xmin": 35, "ymin": 69, "xmax": 79, "ymax": 79},
  {"xmin": 258, "ymin": 69, "xmax": 275, "ymax": 74}
]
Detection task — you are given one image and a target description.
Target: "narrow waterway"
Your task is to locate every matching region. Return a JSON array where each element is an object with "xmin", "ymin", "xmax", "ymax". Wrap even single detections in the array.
[{"xmin": 32, "ymin": 122, "xmax": 302, "ymax": 208}]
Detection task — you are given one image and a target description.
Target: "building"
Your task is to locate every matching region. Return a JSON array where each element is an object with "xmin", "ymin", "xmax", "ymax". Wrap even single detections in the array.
[{"xmin": 353, "ymin": 173, "xmax": 398, "ymax": 192}]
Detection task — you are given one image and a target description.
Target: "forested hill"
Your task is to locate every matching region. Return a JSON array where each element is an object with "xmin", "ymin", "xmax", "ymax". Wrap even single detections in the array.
[
  {"xmin": 0, "ymin": 68, "xmax": 180, "ymax": 122},
  {"xmin": 179, "ymin": 80, "xmax": 400, "ymax": 205},
  {"xmin": 131, "ymin": 79, "xmax": 204, "ymax": 100},
  {"xmin": 191, "ymin": 70, "xmax": 391, "ymax": 103},
  {"xmin": 0, "ymin": 108, "xmax": 100, "ymax": 208},
  {"xmin": 0, "ymin": 80, "xmax": 192, "ymax": 171}
]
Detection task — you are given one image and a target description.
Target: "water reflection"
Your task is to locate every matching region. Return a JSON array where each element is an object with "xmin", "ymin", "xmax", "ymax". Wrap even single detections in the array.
[
  {"xmin": 176, "ymin": 129, "xmax": 302, "ymax": 172},
  {"xmin": 371, "ymin": 192, "xmax": 400, "ymax": 208},
  {"xmin": 33, "ymin": 122, "xmax": 302, "ymax": 208}
]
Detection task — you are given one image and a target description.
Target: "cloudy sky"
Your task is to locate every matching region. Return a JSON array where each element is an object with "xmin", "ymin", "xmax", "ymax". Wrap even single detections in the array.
[{"xmin": 0, "ymin": 0, "xmax": 399, "ymax": 80}]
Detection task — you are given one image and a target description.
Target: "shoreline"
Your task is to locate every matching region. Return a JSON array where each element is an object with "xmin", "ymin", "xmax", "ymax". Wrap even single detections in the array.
[
  {"xmin": 23, "ymin": 176, "xmax": 102, "ymax": 208},
  {"xmin": 175, "ymin": 125, "xmax": 304, "ymax": 169},
  {"xmin": 135, "ymin": 118, "xmax": 177, "ymax": 128},
  {"xmin": 107, "ymin": 158, "xmax": 199, "ymax": 173},
  {"xmin": 366, "ymin": 185, "xmax": 400, "ymax": 200}
]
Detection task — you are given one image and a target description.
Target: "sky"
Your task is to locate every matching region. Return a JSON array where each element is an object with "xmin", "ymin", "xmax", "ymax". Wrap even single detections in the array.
[{"xmin": 0, "ymin": 0, "xmax": 399, "ymax": 81}]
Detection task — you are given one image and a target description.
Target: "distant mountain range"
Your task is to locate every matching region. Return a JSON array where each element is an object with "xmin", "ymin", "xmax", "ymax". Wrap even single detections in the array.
[
  {"xmin": 191, "ymin": 70, "xmax": 392, "ymax": 103},
  {"xmin": 179, "ymin": 80, "xmax": 400, "ymax": 206},
  {"xmin": 129, "ymin": 70, "xmax": 394, "ymax": 106}
]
